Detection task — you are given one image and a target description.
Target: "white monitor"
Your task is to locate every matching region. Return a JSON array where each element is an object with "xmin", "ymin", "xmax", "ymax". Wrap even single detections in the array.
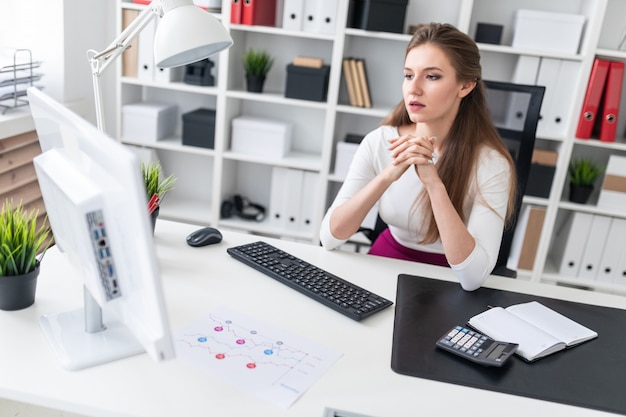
[{"xmin": 28, "ymin": 87, "xmax": 175, "ymax": 370}]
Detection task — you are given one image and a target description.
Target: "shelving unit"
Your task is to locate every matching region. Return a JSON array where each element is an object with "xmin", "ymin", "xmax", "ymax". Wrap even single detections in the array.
[{"xmin": 113, "ymin": 0, "xmax": 626, "ymax": 295}]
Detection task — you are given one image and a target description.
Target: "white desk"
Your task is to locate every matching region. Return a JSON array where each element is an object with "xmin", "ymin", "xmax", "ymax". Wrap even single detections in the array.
[{"xmin": 1, "ymin": 219, "xmax": 624, "ymax": 417}]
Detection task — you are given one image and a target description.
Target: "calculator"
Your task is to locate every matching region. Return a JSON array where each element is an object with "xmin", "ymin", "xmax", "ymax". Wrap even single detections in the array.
[{"xmin": 436, "ymin": 325, "xmax": 518, "ymax": 367}]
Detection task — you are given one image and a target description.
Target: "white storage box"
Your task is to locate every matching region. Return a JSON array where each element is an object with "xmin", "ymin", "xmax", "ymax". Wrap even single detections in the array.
[
  {"xmin": 334, "ymin": 141, "xmax": 360, "ymax": 177},
  {"xmin": 122, "ymin": 101, "xmax": 177, "ymax": 142},
  {"xmin": 512, "ymin": 10, "xmax": 585, "ymax": 55},
  {"xmin": 598, "ymin": 155, "xmax": 626, "ymax": 210},
  {"xmin": 231, "ymin": 116, "xmax": 292, "ymax": 158}
]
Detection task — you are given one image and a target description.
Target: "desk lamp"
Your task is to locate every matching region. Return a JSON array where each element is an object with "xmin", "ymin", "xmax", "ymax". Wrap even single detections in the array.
[{"xmin": 88, "ymin": 0, "xmax": 233, "ymax": 132}]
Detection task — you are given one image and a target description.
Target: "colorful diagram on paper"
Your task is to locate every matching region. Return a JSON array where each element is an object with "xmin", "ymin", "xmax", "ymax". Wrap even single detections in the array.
[{"xmin": 174, "ymin": 306, "xmax": 342, "ymax": 408}]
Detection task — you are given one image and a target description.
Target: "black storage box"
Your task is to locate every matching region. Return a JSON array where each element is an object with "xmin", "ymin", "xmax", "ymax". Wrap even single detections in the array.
[
  {"xmin": 525, "ymin": 149, "xmax": 558, "ymax": 198},
  {"xmin": 349, "ymin": 0, "xmax": 408, "ymax": 34},
  {"xmin": 182, "ymin": 108, "xmax": 216, "ymax": 149},
  {"xmin": 526, "ymin": 164, "xmax": 555, "ymax": 198},
  {"xmin": 285, "ymin": 64, "xmax": 331, "ymax": 102},
  {"xmin": 475, "ymin": 23, "xmax": 503, "ymax": 45}
]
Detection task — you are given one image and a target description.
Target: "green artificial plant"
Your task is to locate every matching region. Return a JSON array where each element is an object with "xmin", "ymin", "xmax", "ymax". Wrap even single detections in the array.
[
  {"xmin": 0, "ymin": 199, "xmax": 51, "ymax": 276},
  {"xmin": 568, "ymin": 157, "xmax": 602, "ymax": 188},
  {"xmin": 141, "ymin": 161, "xmax": 177, "ymax": 203},
  {"xmin": 242, "ymin": 48, "xmax": 274, "ymax": 77}
]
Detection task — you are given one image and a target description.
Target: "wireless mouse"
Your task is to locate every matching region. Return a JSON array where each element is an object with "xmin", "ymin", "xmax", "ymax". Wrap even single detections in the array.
[{"xmin": 186, "ymin": 227, "xmax": 223, "ymax": 247}]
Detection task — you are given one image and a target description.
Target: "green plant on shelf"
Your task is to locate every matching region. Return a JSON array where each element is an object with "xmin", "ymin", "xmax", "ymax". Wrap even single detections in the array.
[
  {"xmin": 242, "ymin": 48, "xmax": 273, "ymax": 77},
  {"xmin": 568, "ymin": 157, "xmax": 602, "ymax": 188}
]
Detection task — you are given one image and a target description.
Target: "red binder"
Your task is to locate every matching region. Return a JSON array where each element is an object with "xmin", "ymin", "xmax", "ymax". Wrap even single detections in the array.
[
  {"xmin": 575, "ymin": 58, "xmax": 610, "ymax": 139},
  {"xmin": 230, "ymin": 0, "xmax": 242, "ymax": 24},
  {"xmin": 242, "ymin": 0, "xmax": 276, "ymax": 26},
  {"xmin": 599, "ymin": 61, "xmax": 625, "ymax": 142}
]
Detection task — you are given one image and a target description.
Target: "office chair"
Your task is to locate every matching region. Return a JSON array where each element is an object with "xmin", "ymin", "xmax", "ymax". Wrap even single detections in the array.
[{"xmin": 357, "ymin": 80, "xmax": 545, "ymax": 278}]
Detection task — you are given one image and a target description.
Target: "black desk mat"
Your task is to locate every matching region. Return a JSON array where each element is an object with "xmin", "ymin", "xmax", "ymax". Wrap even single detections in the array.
[{"xmin": 391, "ymin": 274, "xmax": 626, "ymax": 415}]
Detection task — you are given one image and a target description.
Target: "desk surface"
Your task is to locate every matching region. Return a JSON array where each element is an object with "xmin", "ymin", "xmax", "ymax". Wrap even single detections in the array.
[{"xmin": 1, "ymin": 219, "xmax": 624, "ymax": 417}]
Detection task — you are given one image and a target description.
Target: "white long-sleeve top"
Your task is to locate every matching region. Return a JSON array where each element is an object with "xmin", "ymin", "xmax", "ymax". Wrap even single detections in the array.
[{"xmin": 320, "ymin": 125, "xmax": 512, "ymax": 291}]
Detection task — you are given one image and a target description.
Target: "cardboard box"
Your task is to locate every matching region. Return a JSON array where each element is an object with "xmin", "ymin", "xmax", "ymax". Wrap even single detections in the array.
[
  {"xmin": 182, "ymin": 108, "xmax": 216, "ymax": 149},
  {"xmin": 598, "ymin": 155, "xmax": 626, "ymax": 210},
  {"xmin": 231, "ymin": 116, "xmax": 292, "ymax": 158},
  {"xmin": 512, "ymin": 10, "xmax": 585, "ymax": 54},
  {"xmin": 122, "ymin": 101, "xmax": 177, "ymax": 142},
  {"xmin": 349, "ymin": 0, "xmax": 409, "ymax": 34},
  {"xmin": 285, "ymin": 64, "xmax": 330, "ymax": 102},
  {"xmin": 475, "ymin": 23, "xmax": 503, "ymax": 45}
]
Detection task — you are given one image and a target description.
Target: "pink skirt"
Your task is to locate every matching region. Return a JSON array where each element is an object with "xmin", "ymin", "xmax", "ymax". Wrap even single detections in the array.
[{"xmin": 368, "ymin": 228, "xmax": 449, "ymax": 267}]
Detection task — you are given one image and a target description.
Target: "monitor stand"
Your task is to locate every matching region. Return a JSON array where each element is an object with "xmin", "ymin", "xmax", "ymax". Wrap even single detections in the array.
[{"xmin": 39, "ymin": 286, "xmax": 144, "ymax": 371}]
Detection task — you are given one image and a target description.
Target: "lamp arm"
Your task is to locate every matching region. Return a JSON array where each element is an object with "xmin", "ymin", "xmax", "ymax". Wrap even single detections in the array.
[{"xmin": 88, "ymin": 1, "xmax": 161, "ymax": 132}]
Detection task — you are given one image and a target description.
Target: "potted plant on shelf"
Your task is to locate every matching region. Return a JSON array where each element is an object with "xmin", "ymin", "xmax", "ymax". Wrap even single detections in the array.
[
  {"xmin": 242, "ymin": 48, "xmax": 273, "ymax": 93},
  {"xmin": 141, "ymin": 161, "xmax": 177, "ymax": 231},
  {"xmin": 0, "ymin": 199, "xmax": 52, "ymax": 311},
  {"xmin": 568, "ymin": 157, "xmax": 602, "ymax": 204}
]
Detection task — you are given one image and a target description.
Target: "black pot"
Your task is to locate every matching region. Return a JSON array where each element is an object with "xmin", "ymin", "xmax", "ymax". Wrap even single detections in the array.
[
  {"xmin": 150, "ymin": 206, "xmax": 160, "ymax": 234},
  {"xmin": 569, "ymin": 184, "xmax": 593, "ymax": 204},
  {"xmin": 246, "ymin": 74, "xmax": 266, "ymax": 93},
  {"xmin": 0, "ymin": 262, "xmax": 40, "ymax": 311}
]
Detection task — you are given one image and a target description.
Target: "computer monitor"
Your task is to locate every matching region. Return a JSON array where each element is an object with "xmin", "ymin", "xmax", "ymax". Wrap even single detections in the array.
[{"xmin": 28, "ymin": 87, "xmax": 175, "ymax": 370}]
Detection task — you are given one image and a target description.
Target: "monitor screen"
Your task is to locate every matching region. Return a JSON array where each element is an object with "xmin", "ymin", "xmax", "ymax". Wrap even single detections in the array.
[{"xmin": 28, "ymin": 87, "xmax": 175, "ymax": 370}]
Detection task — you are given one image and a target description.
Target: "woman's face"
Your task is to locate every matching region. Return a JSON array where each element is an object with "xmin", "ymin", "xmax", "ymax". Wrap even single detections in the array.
[{"xmin": 402, "ymin": 43, "xmax": 473, "ymax": 128}]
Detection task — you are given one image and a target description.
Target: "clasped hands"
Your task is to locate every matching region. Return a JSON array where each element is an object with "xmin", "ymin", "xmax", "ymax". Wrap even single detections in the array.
[{"xmin": 386, "ymin": 134, "xmax": 440, "ymax": 184}]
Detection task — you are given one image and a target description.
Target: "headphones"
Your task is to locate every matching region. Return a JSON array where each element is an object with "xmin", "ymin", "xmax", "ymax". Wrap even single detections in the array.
[{"xmin": 221, "ymin": 195, "xmax": 266, "ymax": 222}]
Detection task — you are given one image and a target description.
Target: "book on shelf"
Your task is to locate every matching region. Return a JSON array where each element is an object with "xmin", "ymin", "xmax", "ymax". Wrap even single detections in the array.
[
  {"xmin": 468, "ymin": 301, "xmax": 598, "ymax": 362},
  {"xmin": 355, "ymin": 58, "xmax": 372, "ymax": 108},
  {"xmin": 341, "ymin": 57, "xmax": 372, "ymax": 108}
]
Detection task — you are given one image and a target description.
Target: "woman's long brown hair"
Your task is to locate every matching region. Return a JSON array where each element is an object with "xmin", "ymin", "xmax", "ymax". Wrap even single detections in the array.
[{"xmin": 381, "ymin": 23, "xmax": 517, "ymax": 244}]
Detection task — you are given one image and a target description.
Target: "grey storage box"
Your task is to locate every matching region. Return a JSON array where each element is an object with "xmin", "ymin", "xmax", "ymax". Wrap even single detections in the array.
[
  {"xmin": 182, "ymin": 108, "xmax": 216, "ymax": 149},
  {"xmin": 285, "ymin": 64, "xmax": 331, "ymax": 102}
]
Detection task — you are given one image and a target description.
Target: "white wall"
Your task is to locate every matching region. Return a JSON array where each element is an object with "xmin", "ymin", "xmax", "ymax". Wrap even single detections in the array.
[{"xmin": 0, "ymin": 0, "xmax": 114, "ymax": 126}]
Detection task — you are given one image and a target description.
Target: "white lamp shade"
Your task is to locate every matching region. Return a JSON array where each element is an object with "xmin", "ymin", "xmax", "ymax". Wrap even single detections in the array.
[{"xmin": 154, "ymin": 1, "xmax": 233, "ymax": 68}]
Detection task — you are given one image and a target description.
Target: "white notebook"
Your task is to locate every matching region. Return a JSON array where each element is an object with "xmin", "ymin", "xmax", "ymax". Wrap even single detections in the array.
[{"xmin": 468, "ymin": 301, "xmax": 598, "ymax": 362}]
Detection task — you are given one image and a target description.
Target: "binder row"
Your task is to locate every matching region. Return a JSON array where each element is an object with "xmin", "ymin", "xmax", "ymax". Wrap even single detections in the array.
[
  {"xmin": 269, "ymin": 167, "xmax": 319, "ymax": 234},
  {"xmin": 575, "ymin": 58, "xmax": 625, "ymax": 142},
  {"xmin": 231, "ymin": 0, "xmax": 337, "ymax": 35},
  {"xmin": 552, "ymin": 212, "xmax": 626, "ymax": 285},
  {"xmin": 512, "ymin": 56, "xmax": 578, "ymax": 138},
  {"xmin": 342, "ymin": 57, "xmax": 372, "ymax": 108}
]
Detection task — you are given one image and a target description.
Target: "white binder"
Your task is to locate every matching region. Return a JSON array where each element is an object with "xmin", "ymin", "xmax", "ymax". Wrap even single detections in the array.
[
  {"xmin": 298, "ymin": 170, "xmax": 320, "ymax": 233},
  {"xmin": 552, "ymin": 211, "xmax": 593, "ymax": 277},
  {"xmin": 578, "ymin": 215, "xmax": 611, "ymax": 280},
  {"xmin": 543, "ymin": 59, "xmax": 579, "ymax": 137},
  {"xmin": 535, "ymin": 58, "xmax": 560, "ymax": 136},
  {"xmin": 282, "ymin": 0, "xmax": 304, "ymax": 31},
  {"xmin": 302, "ymin": 0, "xmax": 337, "ymax": 34},
  {"xmin": 506, "ymin": 56, "xmax": 540, "ymax": 130},
  {"xmin": 596, "ymin": 217, "xmax": 626, "ymax": 283},
  {"xmin": 137, "ymin": 17, "xmax": 157, "ymax": 81},
  {"xmin": 269, "ymin": 166, "xmax": 289, "ymax": 228},
  {"xmin": 284, "ymin": 168, "xmax": 304, "ymax": 231}
]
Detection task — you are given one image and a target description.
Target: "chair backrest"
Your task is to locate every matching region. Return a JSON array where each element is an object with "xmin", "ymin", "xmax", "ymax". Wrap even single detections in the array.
[{"xmin": 483, "ymin": 80, "xmax": 545, "ymax": 277}]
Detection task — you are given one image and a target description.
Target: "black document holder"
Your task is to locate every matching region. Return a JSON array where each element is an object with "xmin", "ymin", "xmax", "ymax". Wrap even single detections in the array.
[{"xmin": 391, "ymin": 274, "xmax": 626, "ymax": 415}]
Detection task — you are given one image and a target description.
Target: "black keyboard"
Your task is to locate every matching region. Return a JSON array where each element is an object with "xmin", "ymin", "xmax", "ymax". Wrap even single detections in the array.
[{"xmin": 227, "ymin": 241, "xmax": 393, "ymax": 321}]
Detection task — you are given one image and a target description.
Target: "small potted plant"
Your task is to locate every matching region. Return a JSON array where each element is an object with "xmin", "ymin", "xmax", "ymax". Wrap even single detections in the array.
[
  {"xmin": 242, "ymin": 48, "xmax": 273, "ymax": 93},
  {"xmin": 0, "ymin": 199, "xmax": 51, "ymax": 310},
  {"xmin": 141, "ymin": 161, "xmax": 177, "ymax": 231},
  {"xmin": 568, "ymin": 157, "xmax": 602, "ymax": 204}
]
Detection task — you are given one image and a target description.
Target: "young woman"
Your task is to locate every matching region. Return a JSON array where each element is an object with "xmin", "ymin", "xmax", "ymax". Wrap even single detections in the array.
[{"xmin": 320, "ymin": 23, "xmax": 517, "ymax": 291}]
